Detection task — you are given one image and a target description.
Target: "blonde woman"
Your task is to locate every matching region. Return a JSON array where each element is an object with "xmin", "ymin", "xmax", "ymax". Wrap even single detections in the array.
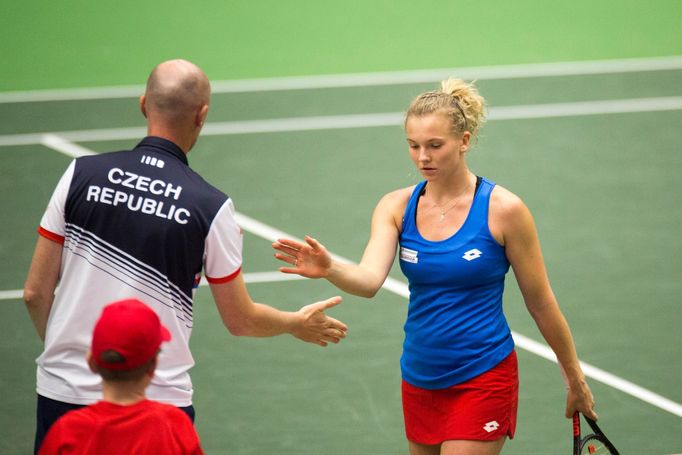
[{"xmin": 273, "ymin": 79, "xmax": 596, "ymax": 455}]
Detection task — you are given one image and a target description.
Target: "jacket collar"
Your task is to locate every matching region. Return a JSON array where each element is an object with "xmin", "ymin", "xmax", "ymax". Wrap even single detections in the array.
[{"xmin": 135, "ymin": 136, "xmax": 188, "ymax": 165}]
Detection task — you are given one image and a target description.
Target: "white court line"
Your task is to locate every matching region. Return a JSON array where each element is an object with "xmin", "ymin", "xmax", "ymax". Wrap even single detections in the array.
[
  {"xmin": 0, "ymin": 271, "xmax": 307, "ymax": 302},
  {"xmin": 511, "ymin": 332, "xmax": 682, "ymax": 418},
  {"xmin": 0, "ymin": 290, "xmax": 23, "ymax": 300},
  {"xmin": 2, "ymin": 96, "xmax": 682, "ymax": 148},
  {"xmin": 203, "ymin": 271, "xmax": 307, "ymax": 286},
  {"xmin": 12, "ymin": 115, "xmax": 682, "ymax": 419},
  {"xmin": 1, "ymin": 55, "xmax": 682, "ymax": 103},
  {"xmin": 39, "ymin": 133, "xmax": 97, "ymax": 158}
]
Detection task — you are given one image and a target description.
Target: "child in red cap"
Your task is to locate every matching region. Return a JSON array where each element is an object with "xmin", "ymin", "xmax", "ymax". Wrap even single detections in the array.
[{"xmin": 39, "ymin": 298, "xmax": 203, "ymax": 454}]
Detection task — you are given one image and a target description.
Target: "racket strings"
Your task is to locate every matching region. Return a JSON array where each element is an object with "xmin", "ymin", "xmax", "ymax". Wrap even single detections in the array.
[{"xmin": 580, "ymin": 437, "xmax": 613, "ymax": 454}]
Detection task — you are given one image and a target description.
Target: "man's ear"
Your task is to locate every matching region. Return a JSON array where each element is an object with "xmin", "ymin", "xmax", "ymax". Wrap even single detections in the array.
[
  {"xmin": 139, "ymin": 95, "xmax": 147, "ymax": 118},
  {"xmin": 196, "ymin": 104, "xmax": 209, "ymax": 128}
]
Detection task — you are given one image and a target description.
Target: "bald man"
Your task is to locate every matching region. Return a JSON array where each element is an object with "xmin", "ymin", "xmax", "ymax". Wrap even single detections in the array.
[{"xmin": 24, "ymin": 59, "xmax": 347, "ymax": 453}]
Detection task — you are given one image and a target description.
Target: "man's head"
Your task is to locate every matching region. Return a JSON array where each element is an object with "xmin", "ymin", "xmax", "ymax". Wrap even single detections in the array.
[
  {"xmin": 140, "ymin": 59, "xmax": 211, "ymax": 152},
  {"xmin": 88, "ymin": 298, "xmax": 171, "ymax": 382}
]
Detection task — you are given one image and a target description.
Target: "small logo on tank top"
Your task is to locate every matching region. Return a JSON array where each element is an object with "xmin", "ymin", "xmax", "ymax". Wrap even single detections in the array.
[
  {"xmin": 399, "ymin": 247, "xmax": 418, "ymax": 264},
  {"xmin": 462, "ymin": 248, "xmax": 482, "ymax": 261}
]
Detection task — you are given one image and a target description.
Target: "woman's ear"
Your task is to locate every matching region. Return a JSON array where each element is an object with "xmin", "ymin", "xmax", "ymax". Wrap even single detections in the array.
[{"xmin": 460, "ymin": 131, "xmax": 472, "ymax": 152}]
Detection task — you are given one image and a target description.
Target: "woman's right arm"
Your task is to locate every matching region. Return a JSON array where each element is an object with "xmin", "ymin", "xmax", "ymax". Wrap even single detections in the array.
[{"xmin": 273, "ymin": 189, "xmax": 407, "ymax": 298}]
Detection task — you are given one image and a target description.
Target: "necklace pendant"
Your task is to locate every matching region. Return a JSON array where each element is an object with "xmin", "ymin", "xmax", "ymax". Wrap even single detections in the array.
[{"xmin": 440, "ymin": 212, "xmax": 446, "ymax": 221}]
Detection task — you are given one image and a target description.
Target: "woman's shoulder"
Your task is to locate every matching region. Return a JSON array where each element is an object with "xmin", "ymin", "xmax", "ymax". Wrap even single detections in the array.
[
  {"xmin": 372, "ymin": 185, "xmax": 418, "ymax": 226},
  {"xmin": 383, "ymin": 185, "xmax": 417, "ymax": 202},
  {"xmin": 490, "ymin": 183, "xmax": 527, "ymax": 215},
  {"xmin": 378, "ymin": 185, "xmax": 418, "ymax": 210},
  {"xmin": 488, "ymin": 183, "xmax": 535, "ymax": 244}
]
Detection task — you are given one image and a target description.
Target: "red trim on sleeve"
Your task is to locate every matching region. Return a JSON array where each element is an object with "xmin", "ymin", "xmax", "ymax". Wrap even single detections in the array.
[
  {"xmin": 205, "ymin": 267, "xmax": 241, "ymax": 284},
  {"xmin": 38, "ymin": 227, "xmax": 65, "ymax": 245}
]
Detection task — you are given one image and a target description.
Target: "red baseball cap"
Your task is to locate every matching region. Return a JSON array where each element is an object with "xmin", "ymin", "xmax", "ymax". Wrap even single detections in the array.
[{"xmin": 91, "ymin": 298, "xmax": 171, "ymax": 371}]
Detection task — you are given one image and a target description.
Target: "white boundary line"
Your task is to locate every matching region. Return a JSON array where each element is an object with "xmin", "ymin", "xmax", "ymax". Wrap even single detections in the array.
[
  {"xmin": 39, "ymin": 134, "xmax": 97, "ymax": 158},
  {"xmin": 2, "ymin": 96, "xmax": 682, "ymax": 148},
  {"xmin": 0, "ymin": 272, "xmax": 306, "ymax": 302},
  {"xmin": 1, "ymin": 55, "xmax": 682, "ymax": 103},
  {"xmin": 7, "ymin": 112, "xmax": 682, "ymax": 420},
  {"xmin": 511, "ymin": 333, "xmax": 682, "ymax": 418},
  {"xmin": 0, "ymin": 290, "xmax": 23, "ymax": 300}
]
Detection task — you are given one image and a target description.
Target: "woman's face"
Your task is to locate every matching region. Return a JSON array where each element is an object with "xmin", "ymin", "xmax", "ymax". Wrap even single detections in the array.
[{"xmin": 405, "ymin": 112, "xmax": 469, "ymax": 182}]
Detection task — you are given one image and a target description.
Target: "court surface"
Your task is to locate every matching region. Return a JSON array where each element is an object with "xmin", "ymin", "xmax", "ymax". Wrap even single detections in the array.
[
  {"xmin": 1, "ymin": 57, "xmax": 681, "ymax": 454},
  {"xmin": 2, "ymin": 2, "xmax": 682, "ymax": 452}
]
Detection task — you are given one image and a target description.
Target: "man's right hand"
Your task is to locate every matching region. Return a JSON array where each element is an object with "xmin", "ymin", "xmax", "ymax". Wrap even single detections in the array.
[{"xmin": 291, "ymin": 296, "xmax": 347, "ymax": 347}]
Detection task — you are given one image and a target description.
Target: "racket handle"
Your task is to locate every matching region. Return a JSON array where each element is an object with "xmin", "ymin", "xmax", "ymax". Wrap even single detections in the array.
[
  {"xmin": 572, "ymin": 412, "xmax": 580, "ymax": 437},
  {"xmin": 573, "ymin": 412, "xmax": 581, "ymax": 455}
]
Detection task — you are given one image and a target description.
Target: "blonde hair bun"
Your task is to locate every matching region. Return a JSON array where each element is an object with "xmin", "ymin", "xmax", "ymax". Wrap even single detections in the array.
[{"xmin": 406, "ymin": 78, "xmax": 486, "ymax": 137}]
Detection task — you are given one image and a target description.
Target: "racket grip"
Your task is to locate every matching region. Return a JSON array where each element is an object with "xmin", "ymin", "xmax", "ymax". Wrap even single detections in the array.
[{"xmin": 572, "ymin": 412, "xmax": 580, "ymax": 437}]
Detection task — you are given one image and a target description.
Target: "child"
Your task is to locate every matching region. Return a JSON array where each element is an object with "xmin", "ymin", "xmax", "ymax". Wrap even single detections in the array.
[{"xmin": 39, "ymin": 298, "xmax": 204, "ymax": 454}]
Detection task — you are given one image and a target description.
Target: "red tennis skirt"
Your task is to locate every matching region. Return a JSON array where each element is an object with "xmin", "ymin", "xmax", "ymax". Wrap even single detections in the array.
[{"xmin": 402, "ymin": 350, "xmax": 518, "ymax": 444}]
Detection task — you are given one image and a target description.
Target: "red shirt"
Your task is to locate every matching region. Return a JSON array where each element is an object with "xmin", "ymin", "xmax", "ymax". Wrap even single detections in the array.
[{"xmin": 39, "ymin": 400, "xmax": 203, "ymax": 454}]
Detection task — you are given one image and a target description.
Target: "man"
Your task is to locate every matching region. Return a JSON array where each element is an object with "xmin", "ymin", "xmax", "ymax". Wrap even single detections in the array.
[
  {"xmin": 40, "ymin": 298, "xmax": 204, "ymax": 454},
  {"xmin": 24, "ymin": 59, "xmax": 347, "ymax": 452}
]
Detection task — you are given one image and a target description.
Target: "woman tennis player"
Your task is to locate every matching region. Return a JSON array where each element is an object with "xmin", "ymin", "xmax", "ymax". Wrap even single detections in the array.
[{"xmin": 273, "ymin": 78, "xmax": 597, "ymax": 455}]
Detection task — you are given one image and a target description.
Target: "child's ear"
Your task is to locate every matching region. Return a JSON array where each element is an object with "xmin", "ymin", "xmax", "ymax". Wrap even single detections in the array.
[
  {"xmin": 86, "ymin": 351, "xmax": 99, "ymax": 374},
  {"xmin": 147, "ymin": 354, "xmax": 159, "ymax": 378}
]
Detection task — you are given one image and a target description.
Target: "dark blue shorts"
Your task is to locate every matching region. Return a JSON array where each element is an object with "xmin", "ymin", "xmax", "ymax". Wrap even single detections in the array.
[{"xmin": 34, "ymin": 394, "xmax": 196, "ymax": 454}]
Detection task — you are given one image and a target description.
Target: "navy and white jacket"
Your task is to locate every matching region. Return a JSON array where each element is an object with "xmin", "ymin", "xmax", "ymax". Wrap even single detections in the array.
[{"xmin": 37, "ymin": 136, "xmax": 242, "ymax": 406}]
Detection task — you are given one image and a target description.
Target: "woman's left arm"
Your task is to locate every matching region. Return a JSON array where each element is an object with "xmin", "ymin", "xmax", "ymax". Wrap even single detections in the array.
[{"xmin": 495, "ymin": 189, "xmax": 597, "ymax": 420}]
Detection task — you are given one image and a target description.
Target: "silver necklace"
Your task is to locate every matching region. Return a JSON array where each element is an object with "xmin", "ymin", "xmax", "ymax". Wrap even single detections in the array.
[
  {"xmin": 424, "ymin": 183, "xmax": 472, "ymax": 222},
  {"xmin": 436, "ymin": 198, "xmax": 462, "ymax": 222}
]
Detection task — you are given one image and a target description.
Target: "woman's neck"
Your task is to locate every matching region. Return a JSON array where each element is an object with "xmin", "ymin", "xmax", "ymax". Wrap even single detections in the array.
[{"xmin": 424, "ymin": 169, "xmax": 476, "ymax": 204}]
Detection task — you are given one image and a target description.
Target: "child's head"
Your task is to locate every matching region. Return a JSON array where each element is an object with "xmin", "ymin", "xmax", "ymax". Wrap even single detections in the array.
[{"xmin": 88, "ymin": 298, "xmax": 171, "ymax": 382}]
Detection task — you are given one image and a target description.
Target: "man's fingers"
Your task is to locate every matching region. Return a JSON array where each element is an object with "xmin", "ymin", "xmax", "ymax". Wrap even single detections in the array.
[
  {"xmin": 312, "ymin": 297, "xmax": 348, "ymax": 332},
  {"xmin": 322, "ymin": 338, "xmax": 340, "ymax": 345},
  {"xmin": 318, "ymin": 332, "xmax": 342, "ymax": 343},
  {"xmin": 315, "ymin": 296, "xmax": 343, "ymax": 311},
  {"xmin": 325, "ymin": 317, "xmax": 348, "ymax": 334}
]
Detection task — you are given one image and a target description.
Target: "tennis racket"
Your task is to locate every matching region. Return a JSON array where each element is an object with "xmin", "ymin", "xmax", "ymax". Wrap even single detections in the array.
[{"xmin": 573, "ymin": 412, "xmax": 620, "ymax": 454}]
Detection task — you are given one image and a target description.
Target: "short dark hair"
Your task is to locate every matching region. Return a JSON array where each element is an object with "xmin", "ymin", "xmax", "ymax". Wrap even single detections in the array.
[{"xmin": 95, "ymin": 350, "xmax": 157, "ymax": 382}]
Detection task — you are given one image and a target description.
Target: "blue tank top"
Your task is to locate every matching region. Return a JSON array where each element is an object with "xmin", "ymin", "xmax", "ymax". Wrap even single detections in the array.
[{"xmin": 398, "ymin": 178, "xmax": 514, "ymax": 389}]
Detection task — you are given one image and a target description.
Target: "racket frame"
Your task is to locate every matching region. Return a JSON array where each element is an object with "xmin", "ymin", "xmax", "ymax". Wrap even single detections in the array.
[{"xmin": 572, "ymin": 412, "xmax": 620, "ymax": 455}]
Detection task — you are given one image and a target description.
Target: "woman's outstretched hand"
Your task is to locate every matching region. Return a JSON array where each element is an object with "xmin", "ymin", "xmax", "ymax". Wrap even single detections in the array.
[{"xmin": 273, "ymin": 236, "xmax": 332, "ymax": 279}]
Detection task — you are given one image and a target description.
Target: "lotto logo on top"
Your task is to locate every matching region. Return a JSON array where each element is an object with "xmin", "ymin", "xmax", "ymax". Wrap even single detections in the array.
[
  {"xmin": 462, "ymin": 248, "xmax": 482, "ymax": 261},
  {"xmin": 141, "ymin": 155, "xmax": 165, "ymax": 168}
]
